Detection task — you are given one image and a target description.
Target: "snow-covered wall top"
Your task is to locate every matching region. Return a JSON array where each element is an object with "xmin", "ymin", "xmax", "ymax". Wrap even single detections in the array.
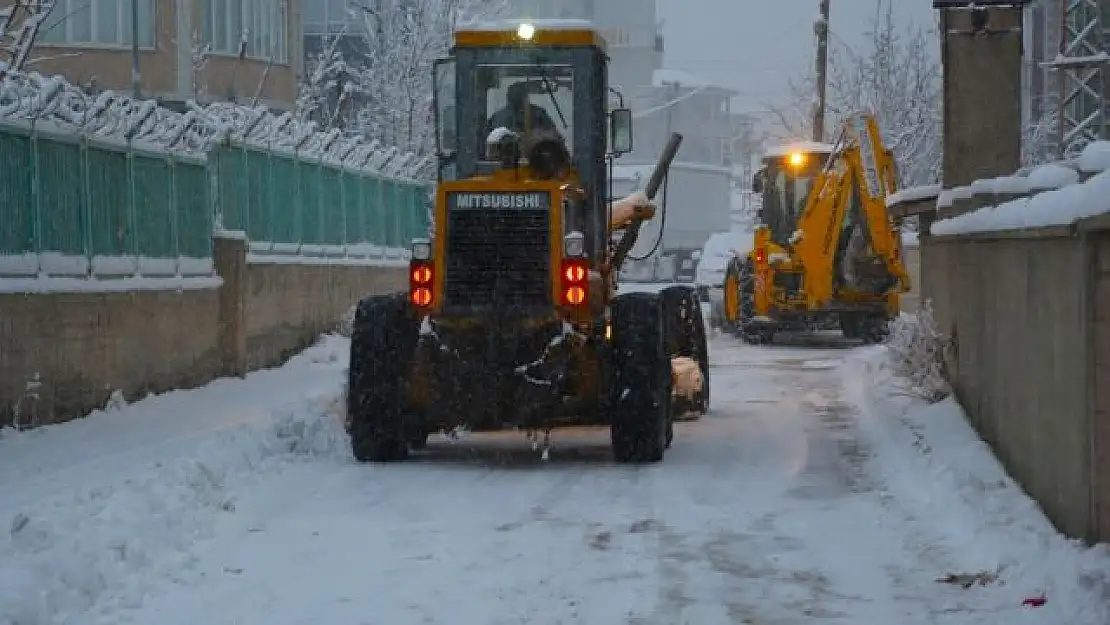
[
  {"xmin": 931, "ymin": 141, "xmax": 1110, "ymax": 236},
  {"xmin": 0, "ymin": 69, "xmax": 428, "ymax": 182},
  {"xmin": 885, "ymin": 184, "xmax": 941, "ymax": 208}
]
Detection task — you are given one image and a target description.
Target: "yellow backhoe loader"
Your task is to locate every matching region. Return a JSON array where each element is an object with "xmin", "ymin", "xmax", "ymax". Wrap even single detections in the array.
[{"xmin": 721, "ymin": 113, "xmax": 911, "ymax": 343}]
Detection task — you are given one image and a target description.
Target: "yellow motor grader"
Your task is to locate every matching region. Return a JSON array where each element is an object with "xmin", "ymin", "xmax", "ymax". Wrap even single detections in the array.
[
  {"xmin": 721, "ymin": 114, "xmax": 911, "ymax": 343},
  {"xmin": 346, "ymin": 20, "xmax": 709, "ymax": 463}
]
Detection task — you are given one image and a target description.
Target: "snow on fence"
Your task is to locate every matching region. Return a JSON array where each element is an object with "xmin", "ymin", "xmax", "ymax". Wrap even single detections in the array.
[
  {"xmin": 930, "ymin": 141, "xmax": 1110, "ymax": 236},
  {"xmin": 0, "ymin": 70, "xmax": 431, "ymax": 280}
]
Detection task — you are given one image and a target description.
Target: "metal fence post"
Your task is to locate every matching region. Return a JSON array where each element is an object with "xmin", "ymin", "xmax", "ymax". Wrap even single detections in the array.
[
  {"xmin": 168, "ymin": 154, "xmax": 180, "ymax": 276},
  {"xmin": 126, "ymin": 138, "xmax": 138, "ymax": 276},
  {"xmin": 30, "ymin": 122, "xmax": 42, "ymax": 275},
  {"xmin": 338, "ymin": 168, "xmax": 348, "ymax": 256},
  {"xmin": 293, "ymin": 152, "xmax": 303, "ymax": 253},
  {"xmin": 80, "ymin": 134, "xmax": 93, "ymax": 278},
  {"xmin": 317, "ymin": 153, "xmax": 325, "ymax": 248}
]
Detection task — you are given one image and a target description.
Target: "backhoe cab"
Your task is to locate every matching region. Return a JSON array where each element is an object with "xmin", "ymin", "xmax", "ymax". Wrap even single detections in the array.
[
  {"xmin": 346, "ymin": 20, "xmax": 708, "ymax": 464},
  {"xmin": 723, "ymin": 114, "xmax": 911, "ymax": 344}
]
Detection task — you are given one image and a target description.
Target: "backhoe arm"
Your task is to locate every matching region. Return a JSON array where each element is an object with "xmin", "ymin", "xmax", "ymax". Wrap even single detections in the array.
[
  {"xmin": 791, "ymin": 163, "xmax": 853, "ymax": 307},
  {"xmin": 846, "ymin": 114, "xmax": 910, "ymax": 291},
  {"xmin": 790, "ymin": 114, "xmax": 909, "ymax": 307}
]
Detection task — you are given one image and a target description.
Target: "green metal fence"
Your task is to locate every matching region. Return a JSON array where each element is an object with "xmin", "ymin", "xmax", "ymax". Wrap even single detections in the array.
[
  {"xmin": 209, "ymin": 145, "xmax": 429, "ymax": 254},
  {"xmin": 0, "ymin": 124, "xmax": 429, "ymax": 277}
]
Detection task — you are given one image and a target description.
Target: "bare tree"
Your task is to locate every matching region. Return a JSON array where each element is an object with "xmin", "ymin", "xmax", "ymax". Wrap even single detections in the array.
[
  {"xmin": 1022, "ymin": 91, "xmax": 1060, "ymax": 166},
  {"xmin": 297, "ymin": 0, "xmax": 505, "ymax": 160},
  {"xmin": 769, "ymin": 0, "xmax": 943, "ymax": 188},
  {"xmin": 1, "ymin": 1, "xmax": 56, "ymax": 77}
]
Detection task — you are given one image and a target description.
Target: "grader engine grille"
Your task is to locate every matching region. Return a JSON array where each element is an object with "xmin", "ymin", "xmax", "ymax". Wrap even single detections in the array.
[{"xmin": 444, "ymin": 191, "xmax": 551, "ymax": 311}]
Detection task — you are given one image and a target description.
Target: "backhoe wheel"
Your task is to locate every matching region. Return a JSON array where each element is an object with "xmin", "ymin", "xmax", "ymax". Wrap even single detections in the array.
[
  {"xmin": 347, "ymin": 293, "xmax": 418, "ymax": 463},
  {"xmin": 860, "ymin": 315, "xmax": 891, "ymax": 344},
  {"xmin": 736, "ymin": 259, "xmax": 773, "ymax": 344},
  {"xmin": 610, "ymin": 292, "xmax": 672, "ymax": 464},
  {"xmin": 660, "ymin": 285, "xmax": 710, "ymax": 419},
  {"xmin": 839, "ymin": 313, "xmax": 862, "ymax": 340}
]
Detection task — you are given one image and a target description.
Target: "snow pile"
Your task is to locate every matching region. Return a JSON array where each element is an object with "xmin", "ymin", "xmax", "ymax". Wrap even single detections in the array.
[
  {"xmin": 932, "ymin": 142, "xmax": 1110, "ymax": 236},
  {"xmin": 936, "ymin": 185, "xmax": 972, "ymax": 209},
  {"xmin": 932, "ymin": 170, "xmax": 1110, "ymax": 235},
  {"xmin": 1078, "ymin": 141, "xmax": 1110, "ymax": 174},
  {"xmin": 885, "ymin": 183, "xmax": 941, "ymax": 208},
  {"xmin": 844, "ymin": 349, "xmax": 1110, "ymax": 623},
  {"xmin": 0, "ymin": 337, "xmax": 354, "ymax": 625},
  {"xmin": 1027, "ymin": 162, "xmax": 1079, "ymax": 190}
]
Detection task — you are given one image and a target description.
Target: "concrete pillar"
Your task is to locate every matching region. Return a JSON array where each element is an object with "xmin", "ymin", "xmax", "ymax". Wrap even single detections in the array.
[
  {"xmin": 938, "ymin": 3, "xmax": 1026, "ymax": 188},
  {"xmin": 213, "ymin": 234, "xmax": 247, "ymax": 377}
]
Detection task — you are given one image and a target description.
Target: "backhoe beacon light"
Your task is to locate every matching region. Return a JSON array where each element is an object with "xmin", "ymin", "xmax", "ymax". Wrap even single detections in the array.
[
  {"xmin": 517, "ymin": 22, "xmax": 535, "ymax": 40},
  {"xmin": 789, "ymin": 152, "xmax": 805, "ymax": 167}
]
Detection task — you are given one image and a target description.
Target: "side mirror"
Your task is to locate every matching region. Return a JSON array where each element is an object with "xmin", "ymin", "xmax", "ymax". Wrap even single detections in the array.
[
  {"xmin": 610, "ymin": 108, "xmax": 633, "ymax": 154},
  {"xmin": 751, "ymin": 171, "xmax": 763, "ymax": 194}
]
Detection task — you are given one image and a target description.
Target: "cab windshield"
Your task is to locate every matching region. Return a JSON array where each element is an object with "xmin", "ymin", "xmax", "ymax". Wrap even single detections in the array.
[
  {"xmin": 773, "ymin": 170, "xmax": 814, "ymax": 226},
  {"xmin": 478, "ymin": 63, "xmax": 574, "ymax": 158}
]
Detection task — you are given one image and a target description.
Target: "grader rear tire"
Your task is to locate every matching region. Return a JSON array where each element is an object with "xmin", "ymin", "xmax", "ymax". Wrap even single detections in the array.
[
  {"xmin": 347, "ymin": 294, "xmax": 418, "ymax": 463},
  {"xmin": 610, "ymin": 292, "xmax": 672, "ymax": 464}
]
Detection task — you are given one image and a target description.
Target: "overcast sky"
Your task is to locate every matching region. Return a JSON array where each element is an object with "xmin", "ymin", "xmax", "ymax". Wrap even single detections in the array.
[{"xmin": 657, "ymin": 0, "xmax": 936, "ymax": 120}]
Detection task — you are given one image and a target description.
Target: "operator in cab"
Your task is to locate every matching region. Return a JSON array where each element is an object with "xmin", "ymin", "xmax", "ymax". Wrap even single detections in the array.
[{"xmin": 486, "ymin": 81, "xmax": 559, "ymax": 139}]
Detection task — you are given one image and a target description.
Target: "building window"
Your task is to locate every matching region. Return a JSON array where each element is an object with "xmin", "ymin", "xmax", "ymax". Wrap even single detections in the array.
[
  {"xmin": 38, "ymin": 0, "xmax": 155, "ymax": 47},
  {"xmin": 201, "ymin": 0, "xmax": 287, "ymax": 63}
]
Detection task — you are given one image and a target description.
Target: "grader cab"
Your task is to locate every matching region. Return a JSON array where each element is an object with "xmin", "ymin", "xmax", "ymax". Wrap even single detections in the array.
[{"xmin": 345, "ymin": 20, "xmax": 709, "ymax": 464}]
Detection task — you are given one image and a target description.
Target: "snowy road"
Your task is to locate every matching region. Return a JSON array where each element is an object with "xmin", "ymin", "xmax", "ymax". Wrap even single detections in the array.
[{"xmin": 2, "ymin": 333, "xmax": 1108, "ymax": 625}]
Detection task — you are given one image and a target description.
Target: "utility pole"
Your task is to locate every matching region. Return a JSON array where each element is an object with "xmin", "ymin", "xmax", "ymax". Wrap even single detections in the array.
[
  {"xmin": 130, "ymin": 0, "xmax": 140, "ymax": 98},
  {"xmin": 812, "ymin": 0, "xmax": 830, "ymax": 143}
]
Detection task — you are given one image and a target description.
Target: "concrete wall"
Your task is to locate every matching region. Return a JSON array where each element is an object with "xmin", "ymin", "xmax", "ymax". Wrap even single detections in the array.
[
  {"xmin": 0, "ymin": 288, "xmax": 221, "ymax": 425},
  {"xmin": 921, "ymin": 230, "xmax": 1105, "ymax": 543},
  {"xmin": 244, "ymin": 262, "xmax": 406, "ymax": 369},
  {"xmin": 1092, "ymin": 233, "xmax": 1110, "ymax": 541},
  {"xmin": 900, "ymin": 243, "xmax": 921, "ymax": 314},
  {"xmin": 0, "ymin": 238, "xmax": 405, "ymax": 428}
]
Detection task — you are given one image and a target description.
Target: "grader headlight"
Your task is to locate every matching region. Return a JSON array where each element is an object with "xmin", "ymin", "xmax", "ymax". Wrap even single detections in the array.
[{"xmin": 517, "ymin": 22, "xmax": 536, "ymax": 40}]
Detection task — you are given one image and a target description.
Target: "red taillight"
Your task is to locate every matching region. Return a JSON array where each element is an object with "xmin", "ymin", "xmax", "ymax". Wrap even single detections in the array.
[
  {"xmin": 755, "ymin": 248, "xmax": 766, "ymax": 264},
  {"xmin": 561, "ymin": 259, "xmax": 588, "ymax": 307},
  {"xmin": 410, "ymin": 261, "xmax": 434, "ymax": 308}
]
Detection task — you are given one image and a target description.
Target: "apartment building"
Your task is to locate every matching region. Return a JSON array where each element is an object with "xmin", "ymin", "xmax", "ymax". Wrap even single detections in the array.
[
  {"xmin": 6, "ymin": 0, "xmax": 302, "ymax": 111},
  {"xmin": 626, "ymin": 70, "xmax": 739, "ymax": 167}
]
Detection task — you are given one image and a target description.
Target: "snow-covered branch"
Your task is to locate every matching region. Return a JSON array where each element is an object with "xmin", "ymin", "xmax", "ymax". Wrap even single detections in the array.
[
  {"xmin": 298, "ymin": 0, "xmax": 506, "ymax": 162},
  {"xmin": 771, "ymin": 0, "xmax": 942, "ymax": 188}
]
